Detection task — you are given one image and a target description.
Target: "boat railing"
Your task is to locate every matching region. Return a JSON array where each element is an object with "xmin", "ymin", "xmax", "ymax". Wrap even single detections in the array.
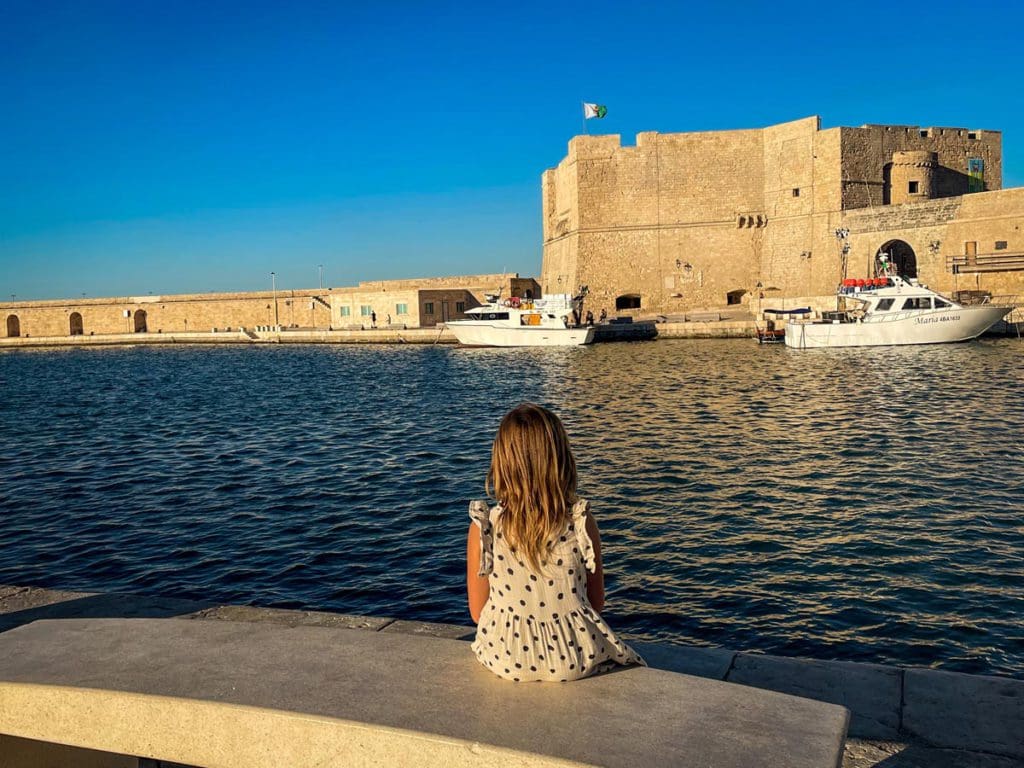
[{"xmin": 976, "ymin": 293, "xmax": 1024, "ymax": 308}]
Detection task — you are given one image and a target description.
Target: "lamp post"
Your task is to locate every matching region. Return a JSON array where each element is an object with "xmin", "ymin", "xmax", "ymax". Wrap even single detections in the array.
[
  {"xmin": 271, "ymin": 272, "xmax": 279, "ymax": 328},
  {"xmin": 318, "ymin": 264, "xmax": 324, "ymax": 290}
]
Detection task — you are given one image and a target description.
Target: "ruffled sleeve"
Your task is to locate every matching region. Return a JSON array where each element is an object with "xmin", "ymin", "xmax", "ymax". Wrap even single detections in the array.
[
  {"xmin": 468, "ymin": 500, "xmax": 494, "ymax": 577},
  {"xmin": 571, "ymin": 499, "xmax": 596, "ymax": 573}
]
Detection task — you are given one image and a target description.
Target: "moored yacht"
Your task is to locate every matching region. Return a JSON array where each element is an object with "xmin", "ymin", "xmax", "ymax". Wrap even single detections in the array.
[
  {"xmin": 446, "ymin": 292, "xmax": 595, "ymax": 347},
  {"xmin": 785, "ymin": 275, "xmax": 1011, "ymax": 349}
]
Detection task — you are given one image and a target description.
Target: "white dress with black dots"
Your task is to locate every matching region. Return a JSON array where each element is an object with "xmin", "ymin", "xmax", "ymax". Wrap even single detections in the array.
[{"xmin": 469, "ymin": 498, "xmax": 645, "ymax": 682}]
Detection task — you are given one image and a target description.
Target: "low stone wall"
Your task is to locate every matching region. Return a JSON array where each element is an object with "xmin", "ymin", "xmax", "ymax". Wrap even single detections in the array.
[
  {"xmin": 658, "ymin": 321, "xmax": 754, "ymax": 339},
  {"xmin": 0, "ymin": 327, "xmax": 459, "ymax": 349},
  {"xmin": 1, "ymin": 584, "xmax": 1020, "ymax": 766}
]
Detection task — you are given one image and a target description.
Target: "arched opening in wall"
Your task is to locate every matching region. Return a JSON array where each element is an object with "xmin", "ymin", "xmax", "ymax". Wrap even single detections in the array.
[
  {"xmin": 69, "ymin": 312, "xmax": 83, "ymax": 336},
  {"xmin": 615, "ymin": 294, "xmax": 641, "ymax": 311},
  {"xmin": 6, "ymin": 315, "xmax": 20, "ymax": 338},
  {"xmin": 134, "ymin": 309, "xmax": 148, "ymax": 333},
  {"xmin": 726, "ymin": 289, "xmax": 747, "ymax": 305},
  {"xmin": 877, "ymin": 240, "xmax": 918, "ymax": 278}
]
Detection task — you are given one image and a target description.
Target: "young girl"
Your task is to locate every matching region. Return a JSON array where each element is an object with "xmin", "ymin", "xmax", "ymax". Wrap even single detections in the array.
[{"xmin": 466, "ymin": 402, "xmax": 644, "ymax": 682}]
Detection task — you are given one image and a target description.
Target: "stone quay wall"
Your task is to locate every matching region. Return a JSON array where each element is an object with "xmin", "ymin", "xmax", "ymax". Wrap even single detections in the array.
[
  {"xmin": 1, "ymin": 584, "xmax": 1021, "ymax": 766},
  {"xmin": 542, "ymin": 116, "xmax": 1020, "ymax": 317}
]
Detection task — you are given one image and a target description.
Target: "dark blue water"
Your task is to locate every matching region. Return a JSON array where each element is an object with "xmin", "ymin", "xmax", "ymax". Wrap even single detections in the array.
[{"xmin": 1, "ymin": 340, "xmax": 1022, "ymax": 677}]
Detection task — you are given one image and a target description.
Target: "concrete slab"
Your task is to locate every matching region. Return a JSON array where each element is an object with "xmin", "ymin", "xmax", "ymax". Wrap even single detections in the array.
[
  {"xmin": 0, "ymin": 585, "xmax": 210, "ymax": 634},
  {"xmin": 187, "ymin": 604, "xmax": 391, "ymax": 630},
  {"xmin": 630, "ymin": 641, "xmax": 735, "ymax": 680},
  {"xmin": 0, "ymin": 618, "xmax": 849, "ymax": 768},
  {"xmin": 381, "ymin": 619, "xmax": 476, "ymax": 640},
  {"xmin": 902, "ymin": 667, "xmax": 1024, "ymax": 759},
  {"xmin": 727, "ymin": 653, "xmax": 901, "ymax": 739}
]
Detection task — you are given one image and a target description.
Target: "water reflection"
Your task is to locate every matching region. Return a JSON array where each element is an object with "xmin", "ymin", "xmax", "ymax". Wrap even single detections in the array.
[{"xmin": 0, "ymin": 340, "xmax": 1022, "ymax": 676}]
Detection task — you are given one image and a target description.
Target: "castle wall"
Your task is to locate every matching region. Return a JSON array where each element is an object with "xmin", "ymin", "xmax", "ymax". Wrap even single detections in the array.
[
  {"xmin": 542, "ymin": 116, "xmax": 1019, "ymax": 313},
  {"xmin": 842, "ymin": 188, "xmax": 1024, "ymax": 297},
  {"xmin": 840, "ymin": 125, "xmax": 1001, "ymax": 209},
  {"xmin": 0, "ymin": 290, "xmax": 332, "ymax": 339},
  {"xmin": 0, "ymin": 274, "xmax": 526, "ymax": 339}
]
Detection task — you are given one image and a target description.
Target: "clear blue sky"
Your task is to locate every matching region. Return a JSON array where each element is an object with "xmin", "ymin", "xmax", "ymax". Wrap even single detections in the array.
[{"xmin": 2, "ymin": 0, "xmax": 1022, "ymax": 300}]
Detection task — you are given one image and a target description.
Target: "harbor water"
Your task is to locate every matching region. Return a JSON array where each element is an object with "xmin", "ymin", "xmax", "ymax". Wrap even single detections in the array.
[{"xmin": 1, "ymin": 340, "xmax": 1022, "ymax": 676}]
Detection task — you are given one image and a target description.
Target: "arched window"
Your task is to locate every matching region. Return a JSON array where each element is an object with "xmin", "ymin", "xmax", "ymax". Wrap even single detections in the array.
[
  {"xmin": 69, "ymin": 312, "xmax": 84, "ymax": 335},
  {"xmin": 615, "ymin": 294, "xmax": 641, "ymax": 311},
  {"xmin": 6, "ymin": 315, "xmax": 20, "ymax": 338},
  {"xmin": 134, "ymin": 309, "xmax": 148, "ymax": 333}
]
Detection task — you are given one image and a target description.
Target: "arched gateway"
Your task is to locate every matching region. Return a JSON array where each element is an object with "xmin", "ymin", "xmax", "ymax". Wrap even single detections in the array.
[
  {"xmin": 877, "ymin": 240, "xmax": 918, "ymax": 278},
  {"xmin": 69, "ymin": 312, "xmax": 83, "ymax": 335},
  {"xmin": 134, "ymin": 309, "xmax": 148, "ymax": 333},
  {"xmin": 6, "ymin": 315, "xmax": 20, "ymax": 338}
]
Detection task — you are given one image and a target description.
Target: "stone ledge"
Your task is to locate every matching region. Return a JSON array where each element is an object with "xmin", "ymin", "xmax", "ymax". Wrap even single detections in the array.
[
  {"xmin": 0, "ymin": 618, "xmax": 849, "ymax": 768},
  {"xmin": 903, "ymin": 668, "xmax": 1024, "ymax": 759},
  {"xmin": 727, "ymin": 653, "xmax": 901, "ymax": 740},
  {"xmin": 3, "ymin": 584, "xmax": 1020, "ymax": 762}
]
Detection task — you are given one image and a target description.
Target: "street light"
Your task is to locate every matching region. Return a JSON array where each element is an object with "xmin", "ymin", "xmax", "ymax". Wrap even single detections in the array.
[{"xmin": 271, "ymin": 272, "xmax": 279, "ymax": 328}]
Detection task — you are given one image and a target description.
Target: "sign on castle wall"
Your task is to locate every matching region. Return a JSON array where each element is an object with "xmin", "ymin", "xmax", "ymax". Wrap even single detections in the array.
[{"xmin": 968, "ymin": 158, "xmax": 984, "ymax": 193}]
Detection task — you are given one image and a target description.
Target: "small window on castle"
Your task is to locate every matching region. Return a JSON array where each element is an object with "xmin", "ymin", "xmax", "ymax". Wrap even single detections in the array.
[
  {"xmin": 424, "ymin": 302, "xmax": 435, "ymax": 314},
  {"xmin": 792, "ymin": 188, "xmax": 800, "ymax": 197},
  {"xmin": 360, "ymin": 305, "xmax": 372, "ymax": 316},
  {"xmin": 920, "ymin": 130, "xmax": 928, "ymax": 137},
  {"xmin": 908, "ymin": 181, "xmax": 919, "ymax": 194},
  {"xmin": 995, "ymin": 241, "xmax": 1008, "ymax": 250},
  {"xmin": 968, "ymin": 132, "xmax": 977, "ymax": 140},
  {"xmin": 340, "ymin": 306, "xmax": 351, "ymax": 317},
  {"xmin": 395, "ymin": 303, "xmax": 408, "ymax": 315},
  {"xmin": 455, "ymin": 301, "xmax": 466, "ymax": 313}
]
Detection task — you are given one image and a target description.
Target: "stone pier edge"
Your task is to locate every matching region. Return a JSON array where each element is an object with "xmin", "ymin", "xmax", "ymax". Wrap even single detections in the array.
[{"xmin": 1, "ymin": 584, "xmax": 1021, "ymax": 764}]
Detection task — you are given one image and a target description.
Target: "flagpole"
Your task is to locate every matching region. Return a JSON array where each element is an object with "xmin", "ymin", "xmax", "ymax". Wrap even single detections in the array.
[{"xmin": 581, "ymin": 101, "xmax": 587, "ymax": 136}]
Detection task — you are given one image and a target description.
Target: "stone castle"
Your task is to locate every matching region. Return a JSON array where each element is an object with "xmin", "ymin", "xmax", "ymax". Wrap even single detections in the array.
[{"xmin": 541, "ymin": 116, "xmax": 1023, "ymax": 315}]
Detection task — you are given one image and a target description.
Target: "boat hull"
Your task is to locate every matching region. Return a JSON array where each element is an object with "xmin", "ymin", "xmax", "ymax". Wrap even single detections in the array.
[
  {"xmin": 784, "ymin": 305, "xmax": 1011, "ymax": 348},
  {"xmin": 446, "ymin": 322, "xmax": 595, "ymax": 347}
]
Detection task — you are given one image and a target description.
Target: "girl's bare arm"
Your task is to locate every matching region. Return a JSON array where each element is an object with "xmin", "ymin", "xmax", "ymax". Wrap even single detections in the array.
[
  {"xmin": 466, "ymin": 523, "xmax": 490, "ymax": 623},
  {"xmin": 584, "ymin": 511, "xmax": 605, "ymax": 614}
]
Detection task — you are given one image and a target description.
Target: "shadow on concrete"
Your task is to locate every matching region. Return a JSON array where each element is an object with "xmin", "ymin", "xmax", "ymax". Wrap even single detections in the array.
[{"xmin": 0, "ymin": 592, "xmax": 212, "ymax": 635}]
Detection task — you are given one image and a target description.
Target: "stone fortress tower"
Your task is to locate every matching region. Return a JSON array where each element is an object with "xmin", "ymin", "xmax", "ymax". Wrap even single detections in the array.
[
  {"xmin": 541, "ymin": 116, "xmax": 1024, "ymax": 316},
  {"xmin": 888, "ymin": 151, "xmax": 938, "ymax": 205}
]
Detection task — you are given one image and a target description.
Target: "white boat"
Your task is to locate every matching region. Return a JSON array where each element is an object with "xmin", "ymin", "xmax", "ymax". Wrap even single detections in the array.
[
  {"xmin": 785, "ymin": 275, "xmax": 1011, "ymax": 349},
  {"xmin": 446, "ymin": 292, "xmax": 595, "ymax": 347}
]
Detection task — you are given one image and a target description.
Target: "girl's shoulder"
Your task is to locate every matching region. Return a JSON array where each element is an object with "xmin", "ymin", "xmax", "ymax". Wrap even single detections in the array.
[{"xmin": 468, "ymin": 499, "xmax": 503, "ymax": 527}]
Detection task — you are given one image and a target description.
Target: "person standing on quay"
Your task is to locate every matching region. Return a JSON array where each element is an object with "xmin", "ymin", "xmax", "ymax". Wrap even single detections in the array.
[
  {"xmin": 585, "ymin": 310, "xmax": 594, "ymax": 327},
  {"xmin": 371, "ymin": 310, "xmax": 377, "ymax": 328},
  {"xmin": 599, "ymin": 308, "xmax": 607, "ymax": 323},
  {"xmin": 386, "ymin": 313, "xmax": 391, "ymax": 327}
]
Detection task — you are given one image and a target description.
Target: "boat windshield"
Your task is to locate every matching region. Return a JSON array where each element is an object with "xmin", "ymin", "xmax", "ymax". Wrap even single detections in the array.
[{"xmin": 902, "ymin": 297, "xmax": 932, "ymax": 310}]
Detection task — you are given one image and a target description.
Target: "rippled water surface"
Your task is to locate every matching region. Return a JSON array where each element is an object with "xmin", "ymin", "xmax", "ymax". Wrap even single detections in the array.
[{"xmin": 1, "ymin": 340, "xmax": 1022, "ymax": 676}]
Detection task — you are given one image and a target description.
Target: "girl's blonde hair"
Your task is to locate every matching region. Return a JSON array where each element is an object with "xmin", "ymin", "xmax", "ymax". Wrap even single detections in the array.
[{"xmin": 486, "ymin": 403, "xmax": 577, "ymax": 572}]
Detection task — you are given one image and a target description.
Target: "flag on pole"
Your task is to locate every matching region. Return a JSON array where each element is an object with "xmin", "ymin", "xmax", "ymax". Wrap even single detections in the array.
[{"xmin": 583, "ymin": 103, "xmax": 608, "ymax": 119}]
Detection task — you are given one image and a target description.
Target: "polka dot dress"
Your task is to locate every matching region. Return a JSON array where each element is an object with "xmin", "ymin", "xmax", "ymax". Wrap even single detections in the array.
[{"xmin": 469, "ymin": 499, "xmax": 645, "ymax": 682}]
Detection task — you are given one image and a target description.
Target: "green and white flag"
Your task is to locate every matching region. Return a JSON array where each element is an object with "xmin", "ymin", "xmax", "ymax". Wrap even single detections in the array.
[{"xmin": 583, "ymin": 103, "xmax": 607, "ymax": 119}]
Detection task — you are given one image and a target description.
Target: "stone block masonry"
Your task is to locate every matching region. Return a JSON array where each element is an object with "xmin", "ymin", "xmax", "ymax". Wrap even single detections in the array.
[
  {"xmin": 0, "ymin": 273, "xmax": 539, "ymax": 341},
  {"xmin": 543, "ymin": 116, "xmax": 1022, "ymax": 317}
]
